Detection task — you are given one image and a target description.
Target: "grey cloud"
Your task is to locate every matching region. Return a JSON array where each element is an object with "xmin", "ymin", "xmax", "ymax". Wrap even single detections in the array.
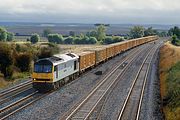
[{"xmin": 0, "ymin": 0, "xmax": 179, "ymax": 24}]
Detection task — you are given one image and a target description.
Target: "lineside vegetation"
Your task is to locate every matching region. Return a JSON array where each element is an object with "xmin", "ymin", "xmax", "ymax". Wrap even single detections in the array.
[
  {"xmin": 159, "ymin": 42, "xmax": 180, "ymax": 120},
  {"xmin": 0, "ymin": 42, "xmax": 59, "ymax": 87}
]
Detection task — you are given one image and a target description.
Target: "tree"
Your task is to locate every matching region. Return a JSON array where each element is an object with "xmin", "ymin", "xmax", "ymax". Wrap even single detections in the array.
[
  {"xmin": 7, "ymin": 32, "xmax": 14, "ymax": 41},
  {"xmin": 130, "ymin": 26, "xmax": 144, "ymax": 39},
  {"xmin": 113, "ymin": 36, "xmax": 124, "ymax": 43},
  {"xmin": 43, "ymin": 28, "xmax": 52, "ymax": 38},
  {"xmin": 64, "ymin": 36, "xmax": 74, "ymax": 44},
  {"xmin": 0, "ymin": 27, "xmax": 7, "ymax": 41},
  {"xmin": 172, "ymin": 35, "xmax": 177, "ymax": 45},
  {"xmin": 103, "ymin": 37, "xmax": 113, "ymax": 44},
  {"xmin": 86, "ymin": 30, "xmax": 97, "ymax": 37},
  {"xmin": 74, "ymin": 37, "xmax": 82, "ymax": 44},
  {"xmin": 96, "ymin": 25, "xmax": 106, "ymax": 41},
  {"xmin": 38, "ymin": 47, "xmax": 53, "ymax": 59},
  {"xmin": 168, "ymin": 26, "xmax": 180, "ymax": 39},
  {"xmin": 38, "ymin": 43, "xmax": 60, "ymax": 59},
  {"xmin": 30, "ymin": 34, "xmax": 40, "ymax": 44},
  {"xmin": 80, "ymin": 35, "xmax": 89, "ymax": 44},
  {"xmin": 15, "ymin": 53, "xmax": 32, "ymax": 72},
  {"xmin": 88, "ymin": 37, "xmax": 97, "ymax": 44},
  {"xmin": 0, "ymin": 43, "xmax": 13, "ymax": 77},
  {"xmin": 48, "ymin": 34, "xmax": 63, "ymax": 44},
  {"xmin": 144, "ymin": 27, "xmax": 156, "ymax": 36}
]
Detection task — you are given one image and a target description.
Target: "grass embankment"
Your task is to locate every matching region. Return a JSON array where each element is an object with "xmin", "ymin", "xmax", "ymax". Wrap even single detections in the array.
[
  {"xmin": 159, "ymin": 42, "xmax": 180, "ymax": 120},
  {"xmin": 0, "ymin": 72, "xmax": 30, "ymax": 89}
]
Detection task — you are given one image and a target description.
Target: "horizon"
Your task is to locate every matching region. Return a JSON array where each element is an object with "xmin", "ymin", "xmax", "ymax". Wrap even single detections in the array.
[{"xmin": 0, "ymin": 21, "xmax": 179, "ymax": 26}]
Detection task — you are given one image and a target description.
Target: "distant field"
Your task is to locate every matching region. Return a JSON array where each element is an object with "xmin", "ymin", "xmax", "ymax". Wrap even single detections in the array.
[
  {"xmin": 5, "ymin": 24, "xmax": 130, "ymax": 36},
  {"xmin": 58, "ymin": 44, "xmax": 105, "ymax": 54},
  {"xmin": 14, "ymin": 36, "xmax": 48, "ymax": 42},
  {"xmin": 1, "ymin": 23, "xmax": 170, "ymax": 37}
]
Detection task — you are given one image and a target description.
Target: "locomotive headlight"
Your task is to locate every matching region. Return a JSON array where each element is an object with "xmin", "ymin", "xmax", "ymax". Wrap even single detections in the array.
[{"xmin": 33, "ymin": 78, "xmax": 36, "ymax": 81}]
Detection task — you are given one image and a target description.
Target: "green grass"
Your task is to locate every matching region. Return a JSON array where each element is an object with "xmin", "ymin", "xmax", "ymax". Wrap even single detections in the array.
[
  {"xmin": 164, "ymin": 61, "xmax": 180, "ymax": 119},
  {"xmin": 171, "ymin": 39, "xmax": 180, "ymax": 46},
  {"xmin": 175, "ymin": 40, "xmax": 180, "ymax": 46},
  {"xmin": 11, "ymin": 72, "xmax": 30, "ymax": 80},
  {"xmin": 0, "ymin": 72, "xmax": 30, "ymax": 89}
]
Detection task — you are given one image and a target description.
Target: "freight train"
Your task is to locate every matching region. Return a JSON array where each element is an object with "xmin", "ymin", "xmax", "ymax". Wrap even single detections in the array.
[{"xmin": 32, "ymin": 36, "xmax": 158, "ymax": 91}]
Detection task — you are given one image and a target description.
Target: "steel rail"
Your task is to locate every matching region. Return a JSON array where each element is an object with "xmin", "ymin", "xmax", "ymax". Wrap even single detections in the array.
[
  {"xmin": 117, "ymin": 42, "xmax": 160, "ymax": 120},
  {"xmin": 63, "ymin": 44, "xmax": 152, "ymax": 120}
]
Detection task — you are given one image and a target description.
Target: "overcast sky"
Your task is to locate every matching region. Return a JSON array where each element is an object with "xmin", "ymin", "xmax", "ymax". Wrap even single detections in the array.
[{"xmin": 0, "ymin": 0, "xmax": 179, "ymax": 24}]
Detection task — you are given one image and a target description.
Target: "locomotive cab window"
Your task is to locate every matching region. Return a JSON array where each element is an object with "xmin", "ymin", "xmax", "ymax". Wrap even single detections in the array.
[
  {"xmin": 34, "ymin": 65, "xmax": 52, "ymax": 73},
  {"xmin": 34, "ymin": 60, "xmax": 53, "ymax": 73}
]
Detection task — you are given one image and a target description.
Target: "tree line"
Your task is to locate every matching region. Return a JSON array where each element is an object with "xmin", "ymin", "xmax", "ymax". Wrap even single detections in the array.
[
  {"xmin": 129, "ymin": 26, "xmax": 168, "ymax": 39},
  {"xmin": 168, "ymin": 26, "xmax": 180, "ymax": 46},
  {"xmin": 30, "ymin": 25, "xmax": 124, "ymax": 45},
  {"xmin": 0, "ymin": 25, "xmax": 174, "ymax": 46}
]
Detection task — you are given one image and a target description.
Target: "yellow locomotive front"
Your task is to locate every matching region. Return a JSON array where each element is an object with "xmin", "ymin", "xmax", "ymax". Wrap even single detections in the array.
[{"xmin": 32, "ymin": 59, "xmax": 54, "ymax": 91}]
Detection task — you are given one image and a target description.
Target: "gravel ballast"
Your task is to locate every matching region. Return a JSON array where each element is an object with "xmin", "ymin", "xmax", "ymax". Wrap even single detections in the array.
[
  {"xmin": 6, "ymin": 41, "xmax": 164, "ymax": 120},
  {"xmin": 7, "ymin": 45, "xmax": 142, "ymax": 120},
  {"xmin": 139, "ymin": 46, "xmax": 164, "ymax": 120},
  {"xmin": 91, "ymin": 44, "xmax": 152, "ymax": 120}
]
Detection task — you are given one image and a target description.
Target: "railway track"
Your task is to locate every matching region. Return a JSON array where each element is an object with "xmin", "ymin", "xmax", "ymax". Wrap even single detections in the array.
[
  {"xmin": 0, "ymin": 80, "xmax": 32, "ymax": 98},
  {"xmin": 0, "ymin": 43, "xmax": 144, "ymax": 120},
  {"xmin": 60, "ymin": 42, "xmax": 154, "ymax": 120},
  {"xmin": 0, "ymin": 90, "xmax": 50, "ymax": 120},
  {"xmin": 0, "ymin": 41, "xmax": 159, "ymax": 120},
  {"xmin": 117, "ymin": 41, "xmax": 162, "ymax": 120},
  {"xmin": 0, "ymin": 80, "xmax": 33, "ymax": 105}
]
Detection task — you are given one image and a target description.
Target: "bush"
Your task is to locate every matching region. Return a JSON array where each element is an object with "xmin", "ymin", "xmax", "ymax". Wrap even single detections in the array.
[
  {"xmin": 74, "ymin": 37, "xmax": 82, "ymax": 44},
  {"xmin": 130, "ymin": 26, "xmax": 144, "ymax": 39},
  {"xmin": 0, "ymin": 43, "xmax": 13, "ymax": 77},
  {"xmin": 38, "ymin": 43, "xmax": 59, "ymax": 59},
  {"xmin": 113, "ymin": 36, "xmax": 124, "ymax": 43},
  {"xmin": 81, "ymin": 36, "xmax": 89, "ymax": 44},
  {"xmin": 103, "ymin": 37, "xmax": 113, "ymax": 44},
  {"xmin": 47, "ymin": 43, "xmax": 59, "ymax": 54},
  {"xmin": 15, "ymin": 44, "xmax": 32, "ymax": 53},
  {"xmin": 6, "ymin": 66, "xmax": 13, "ymax": 78},
  {"xmin": 88, "ymin": 37, "xmax": 97, "ymax": 44},
  {"xmin": 38, "ymin": 47, "xmax": 53, "ymax": 59},
  {"xmin": 172, "ymin": 35, "xmax": 180, "ymax": 46},
  {"xmin": 30, "ymin": 33, "xmax": 40, "ymax": 44},
  {"xmin": 7, "ymin": 32, "xmax": 14, "ymax": 41},
  {"xmin": 15, "ymin": 53, "xmax": 32, "ymax": 72},
  {"xmin": 86, "ymin": 30, "xmax": 97, "ymax": 37},
  {"xmin": 0, "ymin": 27, "xmax": 7, "ymax": 41},
  {"xmin": 64, "ymin": 36, "xmax": 74, "ymax": 44},
  {"xmin": 48, "ymin": 34, "xmax": 63, "ymax": 44}
]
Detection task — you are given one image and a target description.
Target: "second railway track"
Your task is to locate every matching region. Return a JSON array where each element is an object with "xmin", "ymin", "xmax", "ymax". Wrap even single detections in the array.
[
  {"xmin": 117, "ymin": 41, "xmax": 163, "ymax": 120},
  {"xmin": 0, "ymin": 39, "xmax": 161, "ymax": 120},
  {"xmin": 0, "ymin": 80, "xmax": 32, "ymax": 104},
  {"xmin": 60, "ymin": 41, "xmax": 155, "ymax": 120}
]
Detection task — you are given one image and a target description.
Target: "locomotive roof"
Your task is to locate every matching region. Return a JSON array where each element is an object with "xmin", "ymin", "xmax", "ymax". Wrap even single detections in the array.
[{"xmin": 36, "ymin": 53, "xmax": 79, "ymax": 65}]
